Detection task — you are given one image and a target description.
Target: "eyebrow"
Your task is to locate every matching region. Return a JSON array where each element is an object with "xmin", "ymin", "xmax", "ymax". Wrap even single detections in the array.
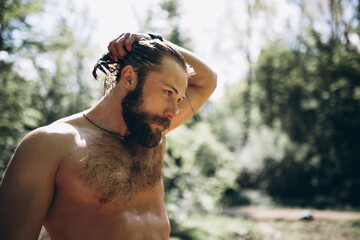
[
  {"xmin": 161, "ymin": 80, "xmax": 181, "ymax": 94},
  {"xmin": 159, "ymin": 80, "xmax": 187, "ymax": 100},
  {"xmin": 165, "ymin": 83, "xmax": 178, "ymax": 95}
]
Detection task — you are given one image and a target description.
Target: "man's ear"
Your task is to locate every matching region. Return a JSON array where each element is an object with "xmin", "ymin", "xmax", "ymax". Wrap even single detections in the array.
[{"xmin": 120, "ymin": 65, "xmax": 138, "ymax": 90}]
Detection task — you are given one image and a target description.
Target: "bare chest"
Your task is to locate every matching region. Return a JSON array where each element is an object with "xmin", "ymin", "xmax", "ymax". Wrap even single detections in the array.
[{"xmin": 67, "ymin": 135, "xmax": 164, "ymax": 203}]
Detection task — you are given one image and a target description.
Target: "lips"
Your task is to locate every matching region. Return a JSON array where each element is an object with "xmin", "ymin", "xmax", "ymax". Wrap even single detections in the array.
[
  {"xmin": 152, "ymin": 122, "xmax": 170, "ymax": 133},
  {"xmin": 153, "ymin": 123, "xmax": 164, "ymax": 130}
]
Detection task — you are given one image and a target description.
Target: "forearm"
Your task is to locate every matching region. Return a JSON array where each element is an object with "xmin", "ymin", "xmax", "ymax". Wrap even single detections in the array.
[{"xmin": 164, "ymin": 40, "xmax": 217, "ymax": 91}]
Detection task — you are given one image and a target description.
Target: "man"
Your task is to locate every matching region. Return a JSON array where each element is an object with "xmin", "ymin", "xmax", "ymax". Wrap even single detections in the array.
[{"xmin": 0, "ymin": 32, "xmax": 217, "ymax": 239}]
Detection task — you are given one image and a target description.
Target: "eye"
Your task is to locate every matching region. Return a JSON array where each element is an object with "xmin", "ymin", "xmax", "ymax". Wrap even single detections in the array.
[{"xmin": 164, "ymin": 90, "xmax": 172, "ymax": 96}]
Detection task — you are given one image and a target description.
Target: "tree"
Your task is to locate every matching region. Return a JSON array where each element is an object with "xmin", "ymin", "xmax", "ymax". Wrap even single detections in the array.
[
  {"xmin": 249, "ymin": 23, "xmax": 360, "ymax": 206},
  {"xmin": 0, "ymin": 60, "xmax": 37, "ymax": 177},
  {"xmin": 0, "ymin": 0, "xmax": 45, "ymax": 52},
  {"xmin": 0, "ymin": 0, "xmax": 46, "ymax": 177},
  {"xmin": 29, "ymin": 13, "xmax": 96, "ymax": 125},
  {"xmin": 0, "ymin": 0, "xmax": 97, "ymax": 178},
  {"xmin": 213, "ymin": 0, "xmax": 360, "ymax": 208}
]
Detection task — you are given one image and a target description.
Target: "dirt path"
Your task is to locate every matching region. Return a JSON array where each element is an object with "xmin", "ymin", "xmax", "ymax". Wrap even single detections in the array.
[{"xmin": 222, "ymin": 206, "xmax": 360, "ymax": 221}]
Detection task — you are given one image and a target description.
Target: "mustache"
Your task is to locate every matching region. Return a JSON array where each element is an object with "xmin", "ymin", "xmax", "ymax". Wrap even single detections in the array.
[
  {"xmin": 149, "ymin": 115, "xmax": 171, "ymax": 130},
  {"xmin": 130, "ymin": 111, "xmax": 171, "ymax": 130}
]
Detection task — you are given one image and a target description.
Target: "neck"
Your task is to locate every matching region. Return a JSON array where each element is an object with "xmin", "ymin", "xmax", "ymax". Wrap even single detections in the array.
[
  {"xmin": 83, "ymin": 112, "xmax": 125, "ymax": 137},
  {"xmin": 85, "ymin": 88, "xmax": 129, "ymax": 137}
]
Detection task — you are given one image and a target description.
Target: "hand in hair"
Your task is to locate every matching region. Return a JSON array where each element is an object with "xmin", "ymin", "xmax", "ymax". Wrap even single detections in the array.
[{"xmin": 108, "ymin": 33, "xmax": 152, "ymax": 61}]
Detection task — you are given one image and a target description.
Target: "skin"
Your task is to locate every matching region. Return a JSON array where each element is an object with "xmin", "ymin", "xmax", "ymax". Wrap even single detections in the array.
[{"xmin": 0, "ymin": 33, "xmax": 217, "ymax": 240}]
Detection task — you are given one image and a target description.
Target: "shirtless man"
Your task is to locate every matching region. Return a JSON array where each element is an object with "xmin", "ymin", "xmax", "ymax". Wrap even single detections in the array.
[{"xmin": 0, "ymin": 33, "xmax": 217, "ymax": 239}]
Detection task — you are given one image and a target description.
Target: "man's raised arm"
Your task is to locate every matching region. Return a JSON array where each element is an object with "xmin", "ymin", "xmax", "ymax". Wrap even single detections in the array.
[
  {"xmin": 165, "ymin": 40, "xmax": 217, "ymax": 129},
  {"xmin": 108, "ymin": 32, "xmax": 217, "ymax": 130}
]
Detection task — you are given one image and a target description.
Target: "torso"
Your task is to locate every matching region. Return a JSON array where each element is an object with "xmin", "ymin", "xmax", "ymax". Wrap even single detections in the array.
[{"xmin": 43, "ymin": 115, "xmax": 170, "ymax": 240}]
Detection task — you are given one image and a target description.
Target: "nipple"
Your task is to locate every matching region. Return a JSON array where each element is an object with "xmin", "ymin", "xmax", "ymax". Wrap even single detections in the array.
[{"xmin": 98, "ymin": 197, "xmax": 110, "ymax": 204}]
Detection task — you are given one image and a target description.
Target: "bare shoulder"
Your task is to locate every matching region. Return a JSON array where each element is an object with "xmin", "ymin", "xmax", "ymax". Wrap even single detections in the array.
[
  {"xmin": 43, "ymin": 112, "xmax": 85, "ymax": 135},
  {"xmin": 0, "ymin": 115, "xmax": 86, "ymax": 239},
  {"xmin": 0, "ymin": 114, "xmax": 86, "ymax": 196},
  {"xmin": 2, "ymin": 113, "xmax": 88, "ymax": 185},
  {"xmin": 15, "ymin": 112, "xmax": 86, "ymax": 163}
]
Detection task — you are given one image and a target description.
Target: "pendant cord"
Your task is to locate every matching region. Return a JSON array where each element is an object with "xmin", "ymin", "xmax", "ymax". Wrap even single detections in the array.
[{"xmin": 83, "ymin": 112, "xmax": 125, "ymax": 138}]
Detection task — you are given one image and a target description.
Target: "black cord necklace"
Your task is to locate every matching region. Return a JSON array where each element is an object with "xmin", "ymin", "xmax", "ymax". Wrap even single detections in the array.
[{"xmin": 83, "ymin": 112, "xmax": 125, "ymax": 138}]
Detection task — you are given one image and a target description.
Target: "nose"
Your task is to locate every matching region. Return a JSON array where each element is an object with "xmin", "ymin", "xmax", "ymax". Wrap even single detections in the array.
[{"xmin": 164, "ymin": 102, "xmax": 180, "ymax": 119}]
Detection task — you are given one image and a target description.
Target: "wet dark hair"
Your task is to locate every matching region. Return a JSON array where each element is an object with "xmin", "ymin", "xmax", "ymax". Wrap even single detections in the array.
[{"xmin": 92, "ymin": 39, "xmax": 193, "ymax": 92}]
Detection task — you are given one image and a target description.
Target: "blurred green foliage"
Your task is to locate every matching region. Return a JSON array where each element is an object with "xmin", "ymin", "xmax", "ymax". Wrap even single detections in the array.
[
  {"xmin": 235, "ymin": 29, "xmax": 360, "ymax": 208},
  {"xmin": 0, "ymin": 61, "xmax": 34, "ymax": 175},
  {"xmin": 0, "ymin": 0, "xmax": 96, "ymax": 175},
  {"xmin": 232, "ymin": 7, "xmax": 360, "ymax": 207},
  {"xmin": 165, "ymin": 123, "xmax": 239, "ymax": 215},
  {"xmin": 0, "ymin": 0, "xmax": 45, "ymax": 175}
]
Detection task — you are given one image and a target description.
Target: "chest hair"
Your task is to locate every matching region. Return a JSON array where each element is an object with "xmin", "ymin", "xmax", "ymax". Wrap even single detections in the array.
[{"xmin": 75, "ymin": 134, "xmax": 164, "ymax": 203}]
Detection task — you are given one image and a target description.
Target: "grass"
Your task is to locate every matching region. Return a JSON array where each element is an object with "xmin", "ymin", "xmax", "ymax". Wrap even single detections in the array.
[{"xmin": 170, "ymin": 214, "xmax": 360, "ymax": 240}]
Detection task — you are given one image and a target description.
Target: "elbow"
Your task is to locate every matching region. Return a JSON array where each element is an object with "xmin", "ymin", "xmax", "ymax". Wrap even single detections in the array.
[
  {"xmin": 189, "ymin": 67, "xmax": 217, "ymax": 95},
  {"xmin": 209, "ymin": 70, "xmax": 217, "ymax": 93},
  {"xmin": 200, "ymin": 69, "xmax": 217, "ymax": 96}
]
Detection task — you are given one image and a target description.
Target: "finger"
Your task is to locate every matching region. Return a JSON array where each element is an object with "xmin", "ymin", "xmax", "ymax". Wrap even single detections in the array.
[
  {"xmin": 117, "ymin": 32, "xmax": 130, "ymax": 44},
  {"xmin": 113, "ymin": 33, "xmax": 130, "ymax": 59},
  {"xmin": 124, "ymin": 33, "xmax": 140, "ymax": 52},
  {"xmin": 108, "ymin": 43, "xmax": 120, "ymax": 61},
  {"xmin": 107, "ymin": 40, "xmax": 118, "ymax": 61},
  {"xmin": 118, "ymin": 33, "xmax": 131, "ymax": 57},
  {"xmin": 118, "ymin": 33, "xmax": 125, "ymax": 39},
  {"xmin": 107, "ymin": 33, "xmax": 126, "ymax": 61}
]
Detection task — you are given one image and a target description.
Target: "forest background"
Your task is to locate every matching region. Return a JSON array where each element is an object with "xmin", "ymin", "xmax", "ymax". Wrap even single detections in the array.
[{"xmin": 1, "ymin": 0, "xmax": 360, "ymax": 239}]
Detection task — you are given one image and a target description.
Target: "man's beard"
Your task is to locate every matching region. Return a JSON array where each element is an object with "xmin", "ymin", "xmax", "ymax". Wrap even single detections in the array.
[{"xmin": 122, "ymin": 86, "xmax": 171, "ymax": 148}]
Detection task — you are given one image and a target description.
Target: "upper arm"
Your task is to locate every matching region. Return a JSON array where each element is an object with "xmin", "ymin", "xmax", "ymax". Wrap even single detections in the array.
[{"xmin": 0, "ymin": 129, "xmax": 60, "ymax": 240}]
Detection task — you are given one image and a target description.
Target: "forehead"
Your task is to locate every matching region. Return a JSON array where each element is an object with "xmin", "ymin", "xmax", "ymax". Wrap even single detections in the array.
[{"xmin": 145, "ymin": 58, "xmax": 188, "ymax": 93}]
